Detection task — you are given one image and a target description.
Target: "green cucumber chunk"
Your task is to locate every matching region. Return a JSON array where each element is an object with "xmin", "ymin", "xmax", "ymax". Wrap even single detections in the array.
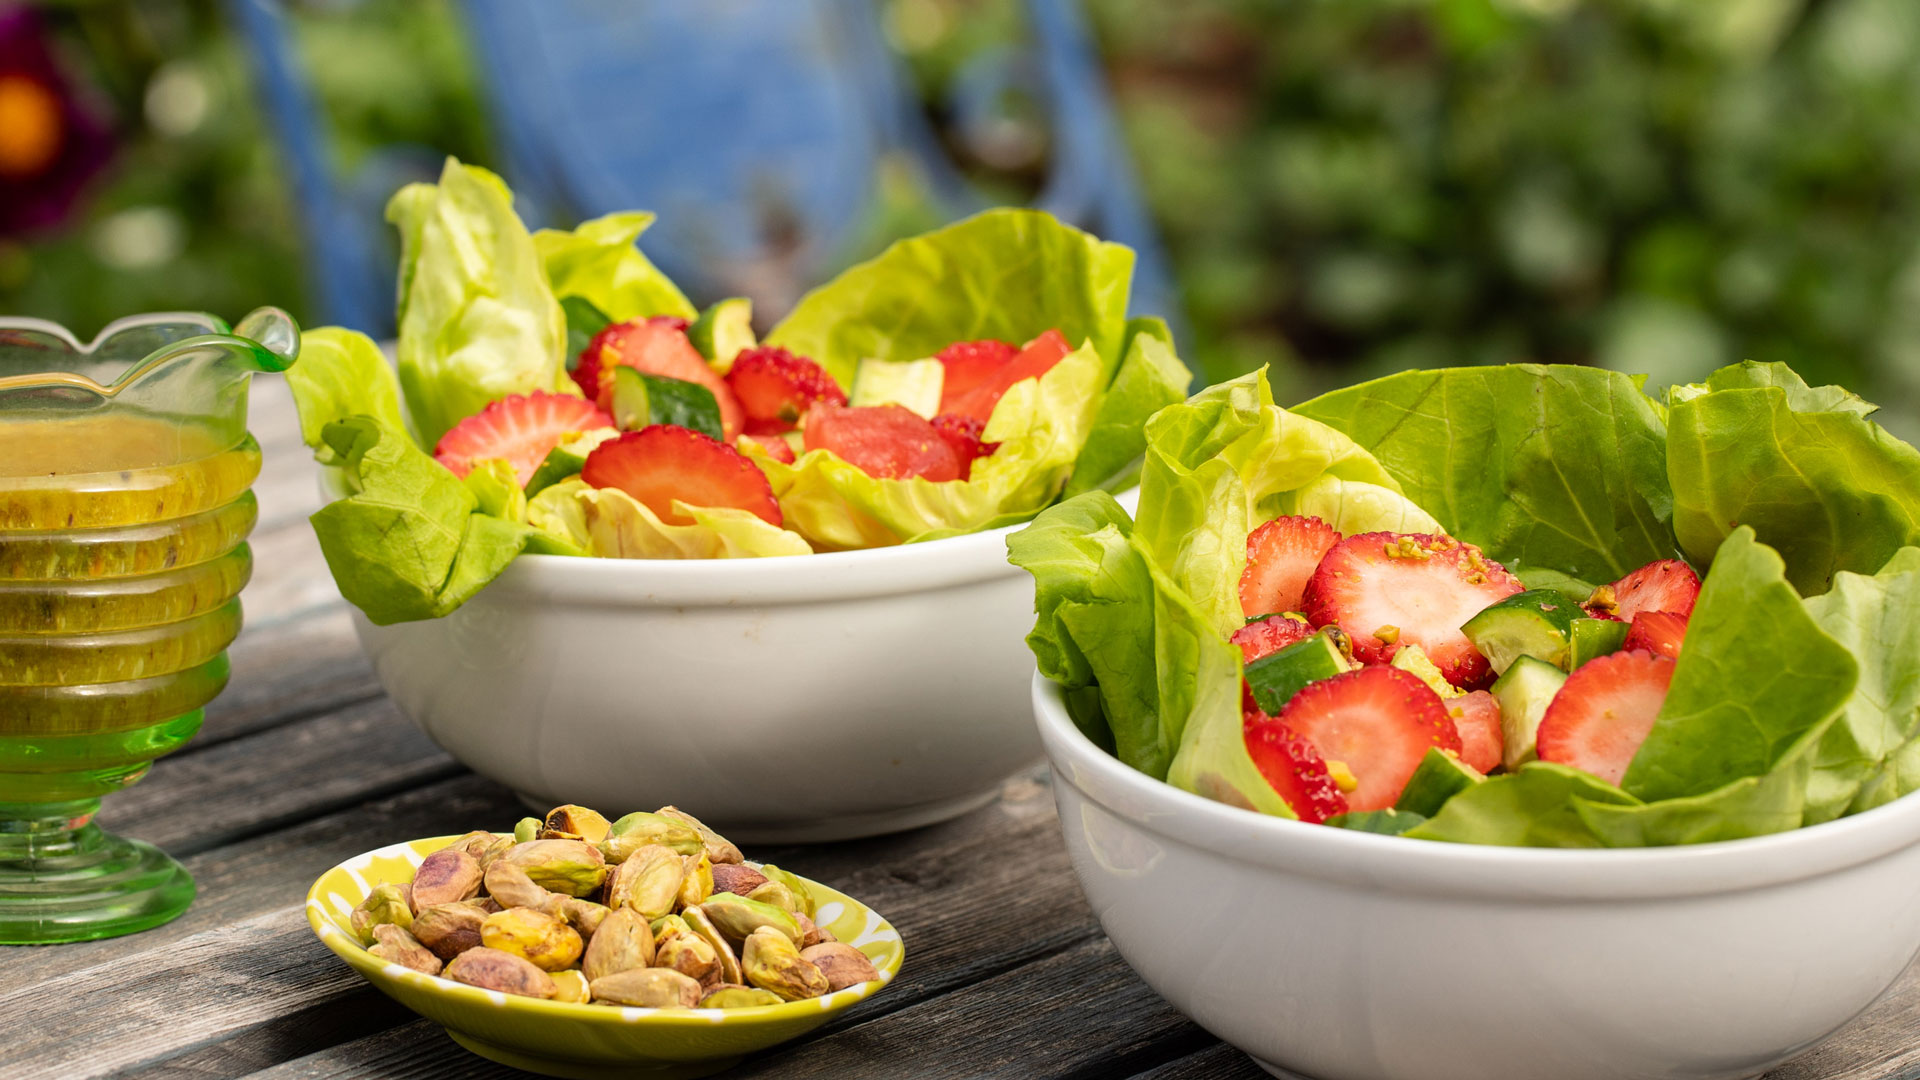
[
  {"xmin": 1245, "ymin": 633, "xmax": 1350, "ymax": 715},
  {"xmin": 1326, "ymin": 809, "xmax": 1426, "ymax": 835},
  {"xmin": 562, "ymin": 295, "xmax": 613, "ymax": 370},
  {"xmin": 1490, "ymin": 655, "xmax": 1568, "ymax": 769},
  {"xmin": 610, "ymin": 367, "xmax": 724, "ymax": 441},
  {"xmin": 524, "ymin": 429, "xmax": 621, "ymax": 496},
  {"xmin": 689, "ymin": 297, "xmax": 755, "ymax": 372},
  {"xmin": 1389, "ymin": 644, "xmax": 1462, "ymax": 699},
  {"xmin": 1569, "ymin": 617, "xmax": 1631, "ymax": 669},
  {"xmin": 850, "ymin": 357, "xmax": 944, "ymax": 418},
  {"xmin": 1460, "ymin": 589, "xmax": 1581, "ymax": 674},
  {"xmin": 1394, "ymin": 747, "xmax": 1485, "ymax": 817}
]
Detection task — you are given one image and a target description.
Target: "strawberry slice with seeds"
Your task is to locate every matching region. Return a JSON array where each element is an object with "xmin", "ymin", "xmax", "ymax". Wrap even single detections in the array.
[
  {"xmin": 433, "ymin": 391, "xmax": 614, "ymax": 486},
  {"xmin": 1535, "ymin": 649, "xmax": 1674, "ymax": 785},
  {"xmin": 1240, "ymin": 515, "xmax": 1342, "ymax": 619},
  {"xmin": 1447, "ymin": 690, "xmax": 1504, "ymax": 774},
  {"xmin": 1275, "ymin": 666, "xmax": 1460, "ymax": 812},
  {"xmin": 1587, "ymin": 558, "xmax": 1700, "ymax": 622},
  {"xmin": 1622, "ymin": 610, "xmax": 1687, "ymax": 660},
  {"xmin": 802, "ymin": 403, "xmax": 962, "ymax": 481},
  {"xmin": 741, "ymin": 432, "xmax": 796, "ymax": 465},
  {"xmin": 581, "ymin": 425, "xmax": 781, "ymax": 526},
  {"xmin": 1231, "ymin": 614, "xmax": 1315, "ymax": 663},
  {"xmin": 936, "ymin": 338, "xmax": 1018, "ymax": 411},
  {"xmin": 725, "ymin": 346, "xmax": 847, "ymax": 436},
  {"xmin": 1243, "ymin": 704, "xmax": 1348, "ymax": 824},
  {"xmin": 1302, "ymin": 532, "xmax": 1524, "ymax": 689},
  {"xmin": 574, "ymin": 317, "xmax": 742, "ymax": 439},
  {"xmin": 943, "ymin": 329, "xmax": 1073, "ymax": 423},
  {"xmin": 930, "ymin": 412, "xmax": 998, "ymax": 481}
]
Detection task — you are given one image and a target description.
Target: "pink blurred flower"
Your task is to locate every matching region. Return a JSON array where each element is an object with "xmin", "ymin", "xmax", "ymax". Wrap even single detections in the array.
[{"xmin": 0, "ymin": 4, "xmax": 113, "ymax": 236}]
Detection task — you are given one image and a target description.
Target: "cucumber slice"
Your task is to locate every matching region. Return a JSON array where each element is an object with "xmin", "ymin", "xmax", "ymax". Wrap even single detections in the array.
[
  {"xmin": 1326, "ymin": 809, "xmax": 1426, "ymax": 835},
  {"xmin": 688, "ymin": 298, "xmax": 755, "ymax": 372},
  {"xmin": 525, "ymin": 429, "xmax": 621, "ymax": 496},
  {"xmin": 1569, "ymin": 617, "xmax": 1631, "ymax": 669},
  {"xmin": 850, "ymin": 357, "xmax": 944, "ymax": 418},
  {"xmin": 1460, "ymin": 589, "xmax": 1581, "ymax": 674},
  {"xmin": 610, "ymin": 367, "xmax": 724, "ymax": 441},
  {"xmin": 561, "ymin": 295, "xmax": 613, "ymax": 369},
  {"xmin": 1394, "ymin": 747, "xmax": 1484, "ymax": 817},
  {"xmin": 1389, "ymin": 644, "xmax": 1463, "ymax": 699},
  {"xmin": 1244, "ymin": 633, "xmax": 1351, "ymax": 715},
  {"xmin": 1490, "ymin": 655, "xmax": 1568, "ymax": 769}
]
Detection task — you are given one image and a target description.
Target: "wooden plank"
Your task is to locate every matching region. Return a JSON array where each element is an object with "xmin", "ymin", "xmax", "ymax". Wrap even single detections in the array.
[{"xmin": 1128, "ymin": 1044, "xmax": 1265, "ymax": 1079}]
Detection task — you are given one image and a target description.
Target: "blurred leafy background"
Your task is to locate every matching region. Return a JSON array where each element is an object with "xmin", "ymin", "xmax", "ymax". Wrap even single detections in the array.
[{"xmin": 3, "ymin": 0, "xmax": 1919, "ymax": 435}]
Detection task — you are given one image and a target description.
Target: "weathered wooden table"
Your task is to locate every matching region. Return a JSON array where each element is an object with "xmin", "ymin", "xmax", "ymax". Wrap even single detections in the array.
[{"xmin": 6, "ymin": 380, "xmax": 1918, "ymax": 1080}]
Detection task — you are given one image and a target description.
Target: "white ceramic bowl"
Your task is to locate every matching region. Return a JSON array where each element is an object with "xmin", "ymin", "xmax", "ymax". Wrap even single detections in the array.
[
  {"xmin": 348, "ymin": 501, "xmax": 1098, "ymax": 843},
  {"xmin": 1033, "ymin": 675, "xmax": 1920, "ymax": 1080}
]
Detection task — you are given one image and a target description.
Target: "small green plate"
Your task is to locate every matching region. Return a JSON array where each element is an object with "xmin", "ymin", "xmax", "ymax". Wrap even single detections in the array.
[{"xmin": 307, "ymin": 836, "xmax": 905, "ymax": 1079}]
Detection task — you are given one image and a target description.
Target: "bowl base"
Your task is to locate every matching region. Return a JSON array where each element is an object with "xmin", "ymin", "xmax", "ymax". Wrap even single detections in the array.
[
  {"xmin": 0, "ymin": 800, "xmax": 194, "ymax": 944},
  {"xmin": 445, "ymin": 1030, "xmax": 741, "ymax": 1080},
  {"xmin": 513, "ymin": 786, "xmax": 1006, "ymax": 844},
  {"xmin": 1252, "ymin": 1058, "xmax": 1319, "ymax": 1080}
]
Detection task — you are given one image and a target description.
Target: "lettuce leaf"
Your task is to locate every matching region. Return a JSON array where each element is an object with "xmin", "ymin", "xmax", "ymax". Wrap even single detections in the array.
[
  {"xmin": 1666, "ymin": 362, "xmax": 1920, "ymax": 595},
  {"xmin": 285, "ymin": 327, "xmax": 409, "ymax": 460},
  {"xmin": 1576, "ymin": 728, "xmax": 1826, "ymax": 846},
  {"xmin": 387, "ymin": 159, "xmax": 571, "ymax": 447},
  {"xmin": 1404, "ymin": 763, "xmax": 1642, "ymax": 847},
  {"xmin": 1062, "ymin": 317, "xmax": 1192, "ymax": 499},
  {"xmin": 527, "ymin": 480, "xmax": 811, "ymax": 560},
  {"xmin": 535, "ymin": 211, "xmax": 697, "ymax": 324},
  {"xmin": 765, "ymin": 208, "xmax": 1134, "ymax": 389},
  {"xmin": 1799, "ymin": 547, "xmax": 1920, "ymax": 823},
  {"xmin": 1293, "ymin": 365, "xmax": 1674, "ymax": 586}
]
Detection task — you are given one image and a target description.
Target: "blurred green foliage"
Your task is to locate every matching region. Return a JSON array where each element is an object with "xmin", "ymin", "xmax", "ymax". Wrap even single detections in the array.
[{"xmin": 7, "ymin": 0, "xmax": 1920, "ymax": 437}]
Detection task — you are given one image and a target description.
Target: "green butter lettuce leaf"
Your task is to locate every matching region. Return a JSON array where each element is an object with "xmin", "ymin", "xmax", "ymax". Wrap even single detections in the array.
[
  {"xmin": 387, "ymin": 159, "xmax": 571, "ymax": 447},
  {"xmin": 310, "ymin": 416, "xmax": 548, "ymax": 624},
  {"xmin": 1666, "ymin": 364, "xmax": 1920, "ymax": 595},
  {"xmin": 526, "ymin": 480, "xmax": 811, "ymax": 560},
  {"xmin": 1669, "ymin": 359, "xmax": 1877, "ymax": 418},
  {"xmin": 1404, "ymin": 763, "xmax": 1642, "ymax": 847},
  {"xmin": 535, "ymin": 210, "xmax": 697, "ymax": 325},
  {"xmin": 1575, "ymin": 726, "xmax": 1828, "ymax": 846},
  {"xmin": 1062, "ymin": 317, "xmax": 1193, "ymax": 498},
  {"xmin": 1799, "ymin": 547, "xmax": 1920, "ymax": 823},
  {"xmin": 1851, "ymin": 730, "xmax": 1920, "ymax": 814},
  {"xmin": 462, "ymin": 458, "xmax": 527, "ymax": 523},
  {"xmin": 754, "ymin": 341, "xmax": 1106, "ymax": 549},
  {"xmin": 765, "ymin": 208, "xmax": 1134, "ymax": 389},
  {"xmin": 1621, "ymin": 528, "xmax": 1858, "ymax": 803},
  {"xmin": 285, "ymin": 327, "xmax": 409, "ymax": 460},
  {"xmin": 1293, "ymin": 365, "xmax": 1673, "ymax": 586}
]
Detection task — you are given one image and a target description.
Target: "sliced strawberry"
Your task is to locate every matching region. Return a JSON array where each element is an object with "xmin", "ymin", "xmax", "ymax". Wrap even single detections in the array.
[
  {"xmin": 1276, "ymin": 666, "xmax": 1460, "ymax": 812},
  {"xmin": 1240, "ymin": 516, "xmax": 1342, "ymax": 619},
  {"xmin": 935, "ymin": 338, "xmax": 1018, "ymax": 411},
  {"xmin": 1447, "ymin": 691, "xmax": 1503, "ymax": 774},
  {"xmin": 574, "ymin": 317, "xmax": 743, "ymax": 439},
  {"xmin": 1231, "ymin": 614, "xmax": 1316, "ymax": 664},
  {"xmin": 433, "ymin": 391, "xmax": 614, "ymax": 486},
  {"xmin": 1535, "ymin": 650, "xmax": 1674, "ymax": 785},
  {"xmin": 944, "ymin": 328, "xmax": 1073, "ymax": 423},
  {"xmin": 1243, "ymin": 705, "xmax": 1348, "ymax": 824},
  {"xmin": 741, "ymin": 432, "xmax": 796, "ymax": 465},
  {"xmin": 1302, "ymin": 532, "xmax": 1524, "ymax": 688},
  {"xmin": 802, "ymin": 403, "xmax": 962, "ymax": 481},
  {"xmin": 724, "ymin": 346, "xmax": 847, "ymax": 436},
  {"xmin": 1588, "ymin": 559, "xmax": 1700, "ymax": 622},
  {"xmin": 930, "ymin": 412, "xmax": 998, "ymax": 481},
  {"xmin": 1622, "ymin": 610, "xmax": 1687, "ymax": 661},
  {"xmin": 581, "ymin": 425, "xmax": 781, "ymax": 527}
]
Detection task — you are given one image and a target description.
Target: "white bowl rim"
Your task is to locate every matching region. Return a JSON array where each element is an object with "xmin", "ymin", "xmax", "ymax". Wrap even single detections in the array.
[{"xmin": 1033, "ymin": 673, "xmax": 1920, "ymax": 901}]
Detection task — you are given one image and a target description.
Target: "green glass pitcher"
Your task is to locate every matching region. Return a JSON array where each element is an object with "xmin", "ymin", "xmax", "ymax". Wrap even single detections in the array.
[{"xmin": 0, "ymin": 308, "xmax": 297, "ymax": 944}]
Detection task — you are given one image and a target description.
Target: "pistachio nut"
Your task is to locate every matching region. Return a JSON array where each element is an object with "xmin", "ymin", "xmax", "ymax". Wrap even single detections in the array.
[
  {"xmin": 410, "ymin": 848, "xmax": 483, "ymax": 910},
  {"xmin": 465, "ymin": 896, "xmax": 504, "ymax": 915},
  {"xmin": 446, "ymin": 831, "xmax": 500, "ymax": 860},
  {"xmin": 541, "ymin": 804, "xmax": 612, "ymax": 844},
  {"xmin": 350, "ymin": 883, "xmax": 412, "ymax": 945},
  {"xmin": 444, "ymin": 946, "xmax": 556, "ymax": 999},
  {"xmin": 500, "ymin": 839, "xmax": 608, "ymax": 898},
  {"xmin": 649, "ymin": 914, "xmax": 691, "ymax": 947},
  {"xmin": 588, "ymin": 967, "xmax": 701, "ymax": 1009},
  {"xmin": 558, "ymin": 897, "xmax": 611, "ymax": 941},
  {"xmin": 411, "ymin": 902, "xmax": 487, "ymax": 960},
  {"xmin": 475, "ymin": 834, "xmax": 515, "ymax": 871},
  {"xmin": 745, "ymin": 880, "xmax": 798, "ymax": 914},
  {"xmin": 801, "ymin": 943, "xmax": 880, "ymax": 991},
  {"xmin": 550, "ymin": 968, "xmax": 591, "ymax": 1004},
  {"xmin": 483, "ymin": 861, "xmax": 556, "ymax": 912},
  {"xmin": 709, "ymin": 863, "xmax": 769, "ymax": 897},
  {"xmin": 581, "ymin": 907, "xmax": 654, "ymax": 982},
  {"xmin": 795, "ymin": 912, "xmax": 830, "ymax": 949},
  {"xmin": 601, "ymin": 811, "xmax": 703, "ymax": 862},
  {"xmin": 481, "ymin": 907, "xmax": 584, "ymax": 972},
  {"xmin": 656, "ymin": 806, "xmax": 743, "ymax": 865},
  {"xmin": 700, "ymin": 892, "xmax": 803, "ymax": 946},
  {"xmin": 513, "ymin": 817, "xmax": 542, "ymax": 843},
  {"xmin": 605, "ymin": 844, "xmax": 684, "ymax": 919},
  {"xmin": 741, "ymin": 925, "xmax": 828, "ymax": 1001},
  {"xmin": 678, "ymin": 853, "xmax": 714, "ymax": 909},
  {"xmin": 699, "ymin": 985, "xmax": 784, "ymax": 1009},
  {"xmin": 368, "ymin": 923, "xmax": 441, "ymax": 976},
  {"xmin": 755, "ymin": 864, "xmax": 816, "ymax": 917},
  {"xmin": 655, "ymin": 930, "xmax": 722, "ymax": 989},
  {"xmin": 683, "ymin": 905, "xmax": 742, "ymax": 985}
]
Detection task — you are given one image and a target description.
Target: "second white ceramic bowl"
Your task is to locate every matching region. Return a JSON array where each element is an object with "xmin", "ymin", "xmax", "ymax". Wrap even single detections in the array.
[{"xmin": 1034, "ymin": 675, "xmax": 1920, "ymax": 1080}]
